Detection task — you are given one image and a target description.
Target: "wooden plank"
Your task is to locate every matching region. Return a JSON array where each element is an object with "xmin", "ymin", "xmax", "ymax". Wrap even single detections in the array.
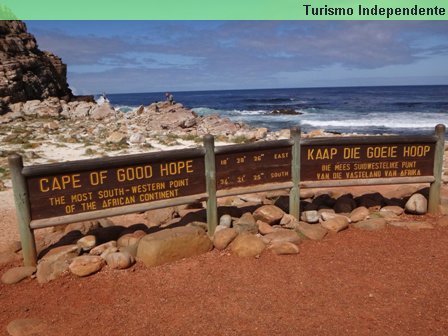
[
  {"xmin": 216, "ymin": 146, "xmax": 292, "ymax": 190},
  {"xmin": 204, "ymin": 135, "xmax": 218, "ymax": 236},
  {"xmin": 428, "ymin": 124, "xmax": 446, "ymax": 214},
  {"xmin": 8, "ymin": 154, "xmax": 37, "ymax": 266},
  {"xmin": 300, "ymin": 176, "xmax": 435, "ymax": 188},
  {"xmin": 214, "ymin": 139, "xmax": 292, "ymax": 155},
  {"xmin": 301, "ymin": 142, "xmax": 435, "ymax": 182},
  {"xmin": 29, "ymin": 193, "xmax": 208, "ymax": 229},
  {"xmin": 22, "ymin": 147, "xmax": 205, "ymax": 177},
  {"xmin": 216, "ymin": 182, "xmax": 293, "ymax": 198},
  {"xmin": 289, "ymin": 127, "xmax": 301, "ymax": 219},
  {"xmin": 26, "ymin": 157, "xmax": 206, "ymax": 220},
  {"xmin": 302, "ymin": 135, "xmax": 437, "ymax": 146}
]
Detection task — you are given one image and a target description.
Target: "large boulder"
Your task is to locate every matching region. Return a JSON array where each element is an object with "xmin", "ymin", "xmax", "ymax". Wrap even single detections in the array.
[
  {"xmin": 253, "ymin": 205, "xmax": 285, "ymax": 225},
  {"xmin": 69, "ymin": 255, "xmax": 104, "ymax": 277},
  {"xmin": 230, "ymin": 234, "xmax": 265, "ymax": 257},
  {"xmin": 405, "ymin": 193, "xmax": 428, "ymax": 214},
  {"xmin": 1, "ymin": 266, "xmax": 36, "ymax": 285},
  {"xmin": 136, "ymin": 226, "xmax": 212, "ymax": 267},
  {"xmin": 213, "ymin": 228, "xmax": 238, "ymax": 250}
]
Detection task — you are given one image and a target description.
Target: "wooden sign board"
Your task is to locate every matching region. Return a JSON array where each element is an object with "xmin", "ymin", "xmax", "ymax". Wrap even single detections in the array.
[
  {"xmin": 26, "ymin": 158, "xmax": 205, "ymax": 220},
  {"xmin": 301, "ymin": 142, "xmax": 435, "ymax": 182},
  {"xmin": 216, "ymin": 146, "xmax": 292, "ymax": 190}
]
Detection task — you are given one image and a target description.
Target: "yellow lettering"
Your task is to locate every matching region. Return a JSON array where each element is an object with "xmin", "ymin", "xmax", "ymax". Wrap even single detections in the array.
[
  {"xmin": 90, "ymin": 171, "xmax": 108, "ymax": 185},
  {"xmin": 160, "ymin": 161, "xmax": 194, "ymax": 176},
  {"xmin": 343, "ymin": 147, "xmax": 360, "ymax": 159},
  {"xmin": 403, "ymin": 145, "xmax": 431, "ymax": 158},
  {"xmin": 39, "ymin": 178, "xmax": 50, "ymax": 192},
  {"xmin": 307, "ymin": 149, "xmax": 315, "ymax": 160},
  {"xmin": 117, "ymin": 166, "xmax": 153, "ymax": 182},
  {"xmin": 367, "ymin": 146, "xmax": 397, "ymax": 159}
]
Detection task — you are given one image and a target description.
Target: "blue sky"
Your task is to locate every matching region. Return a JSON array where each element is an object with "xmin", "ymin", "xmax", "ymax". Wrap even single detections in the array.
[{"xmin": 25, "ymin": 21, "xmax": 448, "ymax": 94}]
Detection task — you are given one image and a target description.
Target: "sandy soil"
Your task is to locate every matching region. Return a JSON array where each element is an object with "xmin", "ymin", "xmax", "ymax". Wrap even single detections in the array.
[{"xmin": 1, "ymin": 184, "xmax": 448, "ymax": 335}]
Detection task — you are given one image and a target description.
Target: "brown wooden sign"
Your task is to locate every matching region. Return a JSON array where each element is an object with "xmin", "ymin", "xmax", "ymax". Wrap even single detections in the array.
[
  {"xmin": 26, "ymin": 158, "xmax": 205, "ymax": 220},
  {"xmin": 301, "ymin": 142, "xmax": 435, "ymax": 182},
  {"xmin": 216, "ymin": 146, "xmax": 292, "ymax": 190}
]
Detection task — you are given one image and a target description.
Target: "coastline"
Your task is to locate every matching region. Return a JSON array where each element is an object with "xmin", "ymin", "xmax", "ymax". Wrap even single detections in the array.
[{"xmin": 0, "ymin": 98, "xmax": 345, "ymax": 190}]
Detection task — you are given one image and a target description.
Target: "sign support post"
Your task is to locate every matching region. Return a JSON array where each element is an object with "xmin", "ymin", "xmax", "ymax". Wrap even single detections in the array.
[
  {"xmin": 204, "ymin": 134, "xmax": 218, "ymax": 236},
  {"xmin": 289, "ymin": 127, "xmax": 301, "ymax": 219},
  {"xmin": 428, "ymin": 124, "xmax": 446, "ymax": 214},
  {"xmin": 8, "ymin": 154, "xmax": 37, "ymax": 266}
]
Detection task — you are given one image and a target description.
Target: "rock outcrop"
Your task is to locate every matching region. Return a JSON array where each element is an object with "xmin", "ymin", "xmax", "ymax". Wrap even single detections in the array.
[{"xmin": 0, "ymin": 20, "xmax": 72, "ymax": 114}]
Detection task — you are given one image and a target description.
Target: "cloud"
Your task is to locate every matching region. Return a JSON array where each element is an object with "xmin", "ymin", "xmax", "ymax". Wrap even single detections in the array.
[{"xmin": 27, "ymin": 21, "xmax": 448, "ymax": 93}]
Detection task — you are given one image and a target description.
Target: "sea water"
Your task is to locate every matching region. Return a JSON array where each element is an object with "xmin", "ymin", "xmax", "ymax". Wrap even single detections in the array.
[{"xmin": 103, "ymin": 85, "xmax": 448, "ymax": 135}]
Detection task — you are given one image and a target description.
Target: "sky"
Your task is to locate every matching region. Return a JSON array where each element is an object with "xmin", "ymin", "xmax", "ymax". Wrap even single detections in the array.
[{"xmin": 25, "ymin": 21, "xmax": 448, "ymax": 95}]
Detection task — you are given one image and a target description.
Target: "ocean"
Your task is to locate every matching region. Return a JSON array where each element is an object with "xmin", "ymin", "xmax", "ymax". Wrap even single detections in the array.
[{"xmin": 104, "ymin": 85, "xmax": 448, "ymax": 136}]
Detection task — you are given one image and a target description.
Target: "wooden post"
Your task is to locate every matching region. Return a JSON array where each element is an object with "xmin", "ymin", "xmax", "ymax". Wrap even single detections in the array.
[
  {"xmin": 428, "ymin": 124, "xmax": 446, "ymax": 214},
  {"xmin": 289, "ymin": 127, "xmax": 301, "ymax": 219},
  {"xmin": 8, "ymin": 154, "xmax": 37, "ymax": 266},
  {"xmin": 204, "ymin": 135, "xmax": 218, "ymax": 236}
]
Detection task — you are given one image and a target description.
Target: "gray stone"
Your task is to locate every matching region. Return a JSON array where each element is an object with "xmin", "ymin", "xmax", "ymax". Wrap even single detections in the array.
[
  {"xmin": 187, "ymin": 221, "xmax": 208, "ymax": 232},
  {"xmin": 257, "ymin": 220, "xmax": 276, "ymax": 235},
  {"xmin": 100, "ymin": 246, "xmax": 119, "ymax": 259},
  {"xmin": 320, "ymin": 212, "xmax": 350, "ymax": 223},
  {"xmin": 300, "ymin": 189, "xmax": 315, "ymax": 199},
  {"xmin": 40, "ymin": 244, "xmax": 79, "ymax": 262},
  {"xmin": 129, "ymin": 132, "xmax": 145, "ymax": 144},
  {"xmin": 90, "ymin": 241, "xmax": 117, "ymax": 256},
  {"xmin": 255, "ymin": 127, "xmax": 268, "ymax": 140},
  {"xmin": 69, "ymin": 255, "xmax": 104, "ymax": 277},
  {"xmin": 1, "ymin": 266, "xmax": 36, "ymax": 285},
  {"xmin": 144, "ymin": 207, "xmax": 177, "ymax": 226},
  {"xmin": 279, "ymin": 214, "xmax": 297, "ymax": 228},
  {"xmin": 380, "ymin": 205, "xmax": 404, "ymax": 216},
  {"xmin": 213, "ymin": 228, "xmax": 238, "ymax": 250},
  {"xmin": 234, "ymin": 212, "xmax": 258, "ymax": 234},
  {"xmin": 295, "ymin": 221, "xmax": 328, "ymax": 241},
  {"xmin": 105, "ymin": 252, "xmax": 135, "ymax": 270},
  {"xmin": 262, "ymin": 229, "xmax": 301, "ymax": 245},
  {"xmin": 64, "ymin": 221, "xmax": 99, "ymax": 234},
  {"xmin": 36, "ymin": 259, "xmax": 69, "ymax": 284},
  {"xmin": 253, "ymin": 205, "xmax": 285, "ymax": 225},
  {"xmin": 117, "ymin": 231, "xmax": 146, "ymax": 249},
  {"xmin": 239, "ymin": 193, "xmax": 265, "ymax": 204},
  {"xmin": 106, "ymin": 131, "xmax": 127, "ymax": 144},
  {"xmin": 349, "ymin": 207, "xmax": 370, "ymax": 223},
  {"xmin": 320, "ymin": 217, "xmax": 349, "ymax": 233},
  {"xmin": 136, "ymin": 226, "xmax": 212, "ymax": 267},
  {"xmin": 352, "ymin": 218, "xmax": 387, "ymax": 231},
  {"xmin": 77, "ymin": 235, "xmax": 96, "ymax": 251},
  {"xmin": 230, "ymin": 234, "xmax": 265, "ymax": 258},
  {"xmin": 300, "ymin": 210, "xmax": 319, "ymax": 224},
  {"xmin": 7, "ymin": 318, "xmax": 48, "ymax": 336},
  {"xmin": 269, "ymin": 242, "xmax": 299, "ymax": 255},
  {"xmin": 405, "ymin": 193, "xmax": 428, "ymax": 214},
  {"xmin": 219, "ymin": 214, "xmax": 233, "ymax": 228},
  {"xmin": 90, "ymin": 102, "xmax": 114, "ymax": 120},
  {"xmin": 214, "ymin": 224, "xmax": 228, "ymax": 234}
]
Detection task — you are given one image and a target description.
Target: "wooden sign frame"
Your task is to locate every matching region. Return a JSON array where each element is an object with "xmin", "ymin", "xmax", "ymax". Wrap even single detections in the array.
[{"xmin": 9, "ymin": 124, "xmax": 446, "ymax": 266}]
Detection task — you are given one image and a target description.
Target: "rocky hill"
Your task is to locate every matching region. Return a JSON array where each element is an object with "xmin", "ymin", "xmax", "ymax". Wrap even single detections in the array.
[{"xmin": 0, "ymin": 20, "xmax": 72, "ymax": 114}]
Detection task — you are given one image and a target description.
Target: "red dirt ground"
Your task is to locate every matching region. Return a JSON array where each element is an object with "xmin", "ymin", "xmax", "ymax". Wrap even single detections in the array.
[{"xmin": 2, "ymin": 223, "xmax": 448, "ymax": 336}]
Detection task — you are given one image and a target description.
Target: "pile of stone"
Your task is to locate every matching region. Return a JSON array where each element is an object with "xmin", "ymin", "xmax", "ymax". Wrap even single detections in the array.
[{"xmin": 2, "ymin": 185, "xmax": 447, "ymax": 285}]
